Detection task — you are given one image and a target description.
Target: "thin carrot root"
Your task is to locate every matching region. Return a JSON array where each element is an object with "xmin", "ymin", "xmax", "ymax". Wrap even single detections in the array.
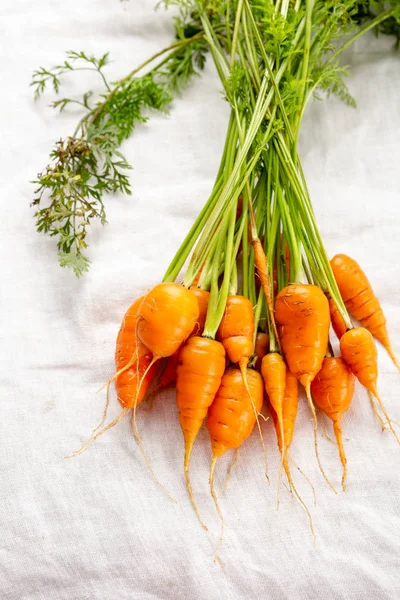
[
  {"xmin": 131, "ymin": 360, "xmax": 177, "ymax": 503},
  {"xmin": 184, "ymin": 441, "xmax": 208, "ymax": 530},
  {"xmin": 372, "ymin": 387, "xmax": 400, "ymax": 445},
  {"xmin": 239, "ymin": 360, "xmax": 269, "ymax": 480},
  {"xmin": 333, "ymin": 419, "xmax": 347, "ymax": 492},
  {"xmin": 369, "ymin": 391, "xmax": 388, "ymax": 430},
  {"xmin": 306, "ymin": 385, "xmax": 337, "ymax": 494},
  {"xmin": 210, "ymin": 456, "xmax": 225, "ymax": 563},
  {"xmin": 385, "ymin": 344, "xmax": 400, "ymax": 371},
  {"xmin": 218, "ymin": 449, "xmax": 239, "ymax": 499},
  {"xmin": 283, "ymin": 454, "xmax": 316, "ymax": 545},
  {"xmin": 65, "ymin": 407, "xmax": 130, "ymax": 458},
  {"xmin": 92, "ymin": 382, "xmax": 111, "ymax": 435},
  {"xmin": 290, "ymin": 453, "xmax": 317, "ymax": 507}
]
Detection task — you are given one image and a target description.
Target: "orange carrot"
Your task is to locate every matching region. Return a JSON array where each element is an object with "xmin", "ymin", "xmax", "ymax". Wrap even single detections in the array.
[
  {"xmin": 176, "ymin": 336, "xmax": 226, "ymax": 529},
  {"xmin": 275, "ymin": 283, "xmax": 334, "ymax": 490},
  {"xmin": 217, "ymin": 295, "xmax": 254, "ymax": 369},
  {"xmin": 157, "ymin": 287, "xmax": 210, "ymax": 391},
  {"xmin": 261, "ymin": 352, "xmax": 286, "ymax": 458},
  {"xmin": 311, "ymin": 357, "xmax": 355, "ymax": 490},
  {"xmin": 137, "ymin": 282, "xmax": 199, "ymax": 362},
  {"xmin": 207, "ymin": 366, "xmax": 264, "ymax": 559},
  {"xmin": 340, "ymin": 327, "xmax": 399, "ymax": 443},
  {"xmin": 254, "ymin": 331, "xmax": 269, "ymax": 371},
  {"xmin": 217, "ymin": 295, "xmax": 267, "ymax": 470},
  {"xmin": 331, "ymin": 254, "xmax": 399, "ymax": 368},
  {"xmin": 328, "ymin": 298, "xmax": 348, "ymax": 341},
  {"xmin": 115, "ymin": 296, "xmax": 158, "ymax": 409}
]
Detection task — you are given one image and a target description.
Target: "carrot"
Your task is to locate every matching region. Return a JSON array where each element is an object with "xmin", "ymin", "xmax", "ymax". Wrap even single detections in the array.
[
  {"xmin": 115, "ymin": 296, "xmax": 158, "ymax": 409},
  {"xmin": 136, "ymin": 282, "xmax": 199, "ymax": 362},
  {"xmin": 261, "ymin": 352, "xmax": 286, "ymax": 461},
  {"xmin": 270, "ymin": 370, "xmax": 315, "ymax": 538},
  {"xmin": 254, "ymin": 331, "xmax": 269, "ymax": 371},
  {"xmin": 156, "ymin": 287, "xmax": 210, "ymax": 391},
  {"xmin": 68, "ymin": 296, "xmax": 157, "ymax": 454},
  {"xmin": 328, "ymin": 297, "xmax": 348, "ymax": 341},
  {"xmin": 275, "ymin": 283, "xmax": 334, "ymax": 491},
  {"xmin": 217, "ymin": 295, "xmax": 254, "ymax": 369},
  {"xmin": 207, "ymin": 366, "xmax": 264, "ymax": 560},
  {"xmin": 340, "ymin": 327, "xmax": 399, "ymax": 443},
  {"xmin": 188, "ymin": 287, "xmax": 210, "ymax": 336},
  {"xmin": 331, "ymin": 254, "xmax": 399, "ymax": 369},
  {"xmin": 176, "ymin": 336, "xmax": 226, "ymax": 529},
  {"xmin": 217, "ymin": 295, "xmax": 267, "ymax": 472},
  {"xmin": 311, "ymin": 357, "xmax": 355, "ymax": 491}
]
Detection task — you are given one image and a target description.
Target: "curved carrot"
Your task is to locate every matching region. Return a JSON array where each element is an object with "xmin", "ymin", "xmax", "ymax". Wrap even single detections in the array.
[
  {"xmin": 176, "ymin": 336, "xmax": 226, "ymax": 529},
  {"xmin": 311, "ymin": 357, "xmax": 355, "ymax": 490},
  {"xmin": 254, "ymin": 331, "xmax": 269, "ymax": 371},
  {"xmin": 328, "ymin": 297, "xmax": 348, "ymax": 341},
  {"xmin": 340, "ymin": 327, "xmax": 399, "ymax": 443},
  {"xmin": 115, "ymin": 296, "xmax": 157, "ymax": 409},
  {"xmin": 275, "ymin": 283, "xmax": 334, "ymax": 491},
  {"xmin": 207, "ymin": 367, "xmax": 264, "ymax": 560},
  {"xmin": 331, "ymin": 254, "xmax": 399, "ymax": 369}
]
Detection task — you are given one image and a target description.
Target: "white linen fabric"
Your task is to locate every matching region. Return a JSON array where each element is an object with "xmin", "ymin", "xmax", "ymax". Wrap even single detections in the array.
[{"xmin": 1, "ymin": 2, "xmax": 399, "ymax": 598}]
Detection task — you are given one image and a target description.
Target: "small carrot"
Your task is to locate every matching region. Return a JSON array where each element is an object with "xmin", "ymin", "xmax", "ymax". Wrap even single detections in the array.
[
  {"xmin": 254, "ymin": 331, "xmax": 269, "ymax": 371},
  {"xmin": 340, "ymin": 327, "xmax": 399, "ymax": 443},
  {"xmin": 176, "ymin": 336, "xmax": 226, "ymax": 529},
  {"xmin": 331, "ymin": 254, "xmax": 399, "ymax": 369},
  {"xmin": 136, "ymin": 282, "xmax": 199, "ymax": 363},
  {"xmin": 115, "ymin": 296, "xmax": 158, "ymax": 409},
  {"xmin": 207, "ymin": 366, "xmax": 264, "ymax": 560},
  {"xmin": 217, "ymin": 295, "xmax": 267, "ymax": 471},
  {"xmin": 328, "ymin": 297, "xmax": 348, "ymax": 341},
  {"xmin": 311, "ymin": 357, "xmax": 355, "ymax": 491},
  {"xmin": 261, "ymin": 352, "xmax": 286, "ymax": 461},
  {"xmin": 270, "ymin": 371, "xmax": 315, "ymax": 538},
  {"xmin": 251, "ymin": 237, "xmax": 279, "ymax": 343},
  {"xmin": 275, "ymin": 283, "xmax": 334, "ymax": 490}
]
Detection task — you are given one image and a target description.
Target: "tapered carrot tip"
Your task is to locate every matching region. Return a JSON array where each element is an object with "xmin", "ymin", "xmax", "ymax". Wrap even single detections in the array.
[
  {"xmin": 184, "ymin": 443, "xmax": 208, "ymax": 530},
  {"xmin": 333, "ymin": 420, "xmax": 347, "ymax": 492}
]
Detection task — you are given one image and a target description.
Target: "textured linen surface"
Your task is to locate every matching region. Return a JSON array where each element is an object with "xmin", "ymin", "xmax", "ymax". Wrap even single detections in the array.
[{"xmin": 1, "ymin": 2, "xmax": 399, "ymax": 599}]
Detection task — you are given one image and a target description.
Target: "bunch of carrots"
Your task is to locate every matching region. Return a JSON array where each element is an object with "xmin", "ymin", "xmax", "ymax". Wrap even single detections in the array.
[{"xmin": 66, "ymin": 1, "xmax": 399, "ymax": 558}]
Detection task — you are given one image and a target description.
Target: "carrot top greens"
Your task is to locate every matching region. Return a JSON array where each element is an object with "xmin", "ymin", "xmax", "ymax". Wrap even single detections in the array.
[{"xmin": 31, "ymin": 1, "xmax": 399, "ymax": 276}]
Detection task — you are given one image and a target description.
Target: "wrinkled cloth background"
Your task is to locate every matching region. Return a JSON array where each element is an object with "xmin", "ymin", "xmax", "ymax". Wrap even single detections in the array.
[{"xmin": 1, "ymin": 1, "xmax": 399, "ymax": 599}]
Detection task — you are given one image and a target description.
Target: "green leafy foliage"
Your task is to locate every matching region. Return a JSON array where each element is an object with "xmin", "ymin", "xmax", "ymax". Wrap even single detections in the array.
[{"xmin": 31, "ymin": 13, "xmax": 208, "ymax": 275}]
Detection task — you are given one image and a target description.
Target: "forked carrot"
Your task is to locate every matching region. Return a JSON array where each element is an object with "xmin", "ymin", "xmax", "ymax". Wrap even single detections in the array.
[
  {"xmin": 311, "ymin": 357, "xmax": 355, "ymax": 491},
  {"xmin": 176, "ymin": 336, "xmax": 226, "ymax": 529},
  {"xmin": 331, "ymin": 254, "xmax": 399, "ymax": 369},
  {"xmin": 340, "ymin": 327, "xmax": 400, "ymax": 444},
  {"xmin": 207, "ymin": 367, "xmax": 264, "ymax": 560},
  {"xmin": 275, "ymin": 283, "xmax": 335, "ymax": 492}
]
